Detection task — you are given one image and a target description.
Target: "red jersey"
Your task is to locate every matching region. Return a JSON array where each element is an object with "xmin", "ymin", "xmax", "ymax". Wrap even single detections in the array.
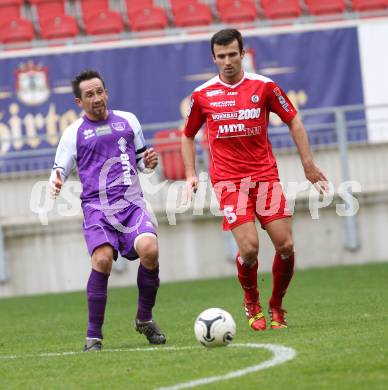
[{"xmin": 184, "ymin": 72, "xmax": 297, "ymax": 184}]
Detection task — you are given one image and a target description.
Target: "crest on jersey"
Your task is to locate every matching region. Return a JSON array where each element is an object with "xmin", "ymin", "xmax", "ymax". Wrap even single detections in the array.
[
  {"xmin": 112, "ymin": 122, "xmax": 126, "ymax": 131},
  {"xmin": 251, "ymin": 95, "xmax": 259, "ymax": 103},
  {"xmin": 16, "ymin": 61, "xmax": 50, "ymax": 106}
]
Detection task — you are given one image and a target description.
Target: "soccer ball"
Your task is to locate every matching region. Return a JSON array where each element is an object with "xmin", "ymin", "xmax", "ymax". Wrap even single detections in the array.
[{"xmin": 194, "ymin": 308, "xmax": 236, "ymax": 347}]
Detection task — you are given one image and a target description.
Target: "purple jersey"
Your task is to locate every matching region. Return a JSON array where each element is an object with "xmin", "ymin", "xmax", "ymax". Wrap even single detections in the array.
[{"xmin": 51, "ymin": 110, "xmax": 147, "ymax": 212}]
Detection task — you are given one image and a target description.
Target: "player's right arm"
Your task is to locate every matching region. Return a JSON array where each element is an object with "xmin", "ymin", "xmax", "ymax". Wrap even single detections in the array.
[
  {"xmin": 182, "ymin": 92, "xmax": 206, "ymax": 197},
  {"xmin": 181, "ymin": 134, "xmax": 198, "ymax": 193},
  {"xmin": 49, "ymin": 124, "xmax": 78, "ymax": 198}
]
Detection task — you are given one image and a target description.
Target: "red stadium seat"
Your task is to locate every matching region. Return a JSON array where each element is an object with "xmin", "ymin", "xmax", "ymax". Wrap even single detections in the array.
[
  {"xmin": 84, "ymin": 10, "xmax": 124, "ymax": 35},
  {"xmin": 217, "ymin": 0, "xmax": 257, "ymax": 24},
  {"xmin": 31, "ymin": 0, "xmax": 66, "ymax": 24},
  {"xmin": 351, "ymin": 0, "xmax": 388, "ymax": 12},
  {"xmin": 305, "ymin": 0, "xmax": 346, "ymax": 16},
  {"xmin": 40, "ymin": 14, "xmax": 79, "ymax": 40},
  {"xmin": 153, "ymin": 129, "xmax": 185, "ymax": 180},
  {"xmin": 216, "ymin": 0, "xmax": 255, "ymax": 11},
  {"xmin": 128, "ymin": 6, "xmax": 168, "ymax": 32},
  {"xmin": 79, "ymin": 0, "xmax": 109, "ymax": 17},
  {"xmin": 0, "ymin": 0, "xmax": 22, "ymax": 5},
  {"xmin": 0, "ymin": 3, "xmax": 21, "ymax": 25},
  {"xmin": 170, "ymin": 0, "xmax": 197, "ymax": 11},
  {"xmin": 126, "ymin": 0, "xmax": 154, "ymax": 17},
  {"xmin": 0, "ymin": 18, "xmax": 35, "ymax": 43},
  {"xmin": 173, "ymin": 2, "xmax": 212, "ymax": 27},
  {"xmin": 260, "ymin": 0, "xmax": 302, "ymax": 20}
]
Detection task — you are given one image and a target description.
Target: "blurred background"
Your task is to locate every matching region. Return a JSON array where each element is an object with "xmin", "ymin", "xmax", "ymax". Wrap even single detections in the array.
[{"xmin": 1, "ymin": 0, "xmax": 388, "ymax": 297}]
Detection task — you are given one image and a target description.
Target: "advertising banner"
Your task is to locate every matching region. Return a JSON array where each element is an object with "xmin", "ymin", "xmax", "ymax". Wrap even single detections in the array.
[{"xmin": 0, "ymin": 27, "xmax": 364, "ymax": 173}]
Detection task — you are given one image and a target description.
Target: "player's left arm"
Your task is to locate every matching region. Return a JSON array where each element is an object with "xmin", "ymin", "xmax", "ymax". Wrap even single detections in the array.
[
  {"xmin": 287, "ymin": 115, "xmax": 328, "ymax": 192},
  {"xmin": 267, "ymin": 82, "xmax": 328, "ymax": 192}
]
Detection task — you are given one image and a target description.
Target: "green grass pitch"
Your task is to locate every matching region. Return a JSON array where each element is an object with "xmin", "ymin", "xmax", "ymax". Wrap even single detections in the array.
[{"xmin": 0, "ymin": 263, "xmax": 387, "ymax": 389}]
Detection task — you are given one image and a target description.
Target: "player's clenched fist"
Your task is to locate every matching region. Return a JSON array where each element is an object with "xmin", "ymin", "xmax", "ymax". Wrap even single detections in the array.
[
  {"xmin": 144, "ymin": 147, "xmax": 158, "ymax": 169},
  {"xmin": 50, "ymin": 169, "xmax": 63, "ymax": 198}
]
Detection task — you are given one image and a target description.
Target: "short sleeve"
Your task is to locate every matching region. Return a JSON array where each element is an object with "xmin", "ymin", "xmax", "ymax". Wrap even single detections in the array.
[
  {"xmin": 183, "ymin": 91, "xmax": 206, "ymax": 138},
  {"xmin": 266, "ymin": 82, "xmax": 297, "ymax": 124},
  {"xmin": 50, "ymin": 122, "xmax": 78, "ymax": 183}
]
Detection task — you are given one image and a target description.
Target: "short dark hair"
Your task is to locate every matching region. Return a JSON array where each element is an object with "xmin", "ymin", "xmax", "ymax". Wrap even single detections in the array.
[
  {"xmin": 210, "ymin": 29, "xmax": 244, "ymax": 57},
  {"xmin": 71, "ymin": 69, "xmax": 106, "ymax": 98}
]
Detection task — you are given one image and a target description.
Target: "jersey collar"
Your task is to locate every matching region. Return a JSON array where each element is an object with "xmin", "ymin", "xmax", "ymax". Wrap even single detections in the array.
[
  {"xmin": 217, "ymin": 72, "xmax": 246, "ymax": 89},
  {"xmin": 83, "ymin": 109, "xmax": 111, "ymax": 123}
]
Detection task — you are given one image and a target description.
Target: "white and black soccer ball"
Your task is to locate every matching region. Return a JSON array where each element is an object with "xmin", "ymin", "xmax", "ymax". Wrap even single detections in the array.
[{"xmin": 194, "ymin": 308, "xmax": 236, "ymax": 347}]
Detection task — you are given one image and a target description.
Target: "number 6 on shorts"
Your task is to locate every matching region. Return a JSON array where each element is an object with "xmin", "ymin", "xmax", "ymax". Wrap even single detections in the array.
[{"xmin": 223, "ymin": 206, "xmax": 237, "ymax": 224}]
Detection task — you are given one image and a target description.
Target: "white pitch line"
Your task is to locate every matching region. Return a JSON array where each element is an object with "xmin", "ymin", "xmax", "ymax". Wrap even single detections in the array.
[
  {"xmin": 0, "ymin": 346, "xmax": 197, "ymax": 360},
  {"xmin": 156, "ymin": 343, "xmax": 297, "ymax": 390},
  {"xmin": 0, "ymin": 342, "xmax": 296, "ymax": 390}
]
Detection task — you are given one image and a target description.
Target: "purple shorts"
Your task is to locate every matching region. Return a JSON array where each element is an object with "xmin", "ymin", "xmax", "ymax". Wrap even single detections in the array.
[{"xmin": 82, "ymin": 204, "xmax": 157, "ymax": 260}]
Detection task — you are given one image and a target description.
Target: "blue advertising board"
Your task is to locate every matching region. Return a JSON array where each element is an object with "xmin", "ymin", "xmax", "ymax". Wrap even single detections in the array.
[{"xmin": 0, "ymin": 26, "xmax": 364, "ymax": 173}]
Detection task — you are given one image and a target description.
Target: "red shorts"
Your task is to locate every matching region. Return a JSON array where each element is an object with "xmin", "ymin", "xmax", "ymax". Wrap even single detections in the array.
[{"xmin": 215, "ymin": 180, "xmax": 291, "ymax": 231}]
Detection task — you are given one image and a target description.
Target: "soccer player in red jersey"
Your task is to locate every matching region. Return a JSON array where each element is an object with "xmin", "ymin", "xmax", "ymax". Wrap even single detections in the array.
[{"xmin": 182, "ymin": 29, "xmax": 328, "ymax": 330}]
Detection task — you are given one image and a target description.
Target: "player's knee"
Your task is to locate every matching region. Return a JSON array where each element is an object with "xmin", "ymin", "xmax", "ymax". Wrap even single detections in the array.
[
  {"xmin": 142, "ymin": 244, "xmax": 158, "ymax": 262},
  {"xmin": 137, "ymin": 238, "xmax": 159, "ymax": 268},
  {"xmin": 239, "ymin": 240, "xmax": 258, "ymax": 263},
  {"xmin": 92, "ymin": 253, "xmax": 113, "ymax": 274},
  {"xmin": 276, "ymin": 238, "xmax": 294, "ymax": 257}
]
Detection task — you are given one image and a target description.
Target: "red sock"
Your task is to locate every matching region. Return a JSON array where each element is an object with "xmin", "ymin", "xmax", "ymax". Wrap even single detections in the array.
[
  {"xmin": 269, "ymin": 252, "xmax": 295, "ymax": 308},
  {"xmin": 236, "ymin": 254, "xmax": 259, "ymax": 304}
]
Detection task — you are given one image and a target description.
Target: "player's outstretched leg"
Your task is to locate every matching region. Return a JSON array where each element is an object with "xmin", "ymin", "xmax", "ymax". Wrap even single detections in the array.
[
  {"xmin": 269, "ymin": 252, "xmax": 295, "ymax": 329},
  {"xmin": 135, "ymin": 263, "xmax": 166, "ymax": 344},
  {"xmin": 236, "ymin": 254, "xmax": 266, "ymax": 331},
  {"xmin": 84, "ymin": 269, "xmax": 109, "ymax": 351}
]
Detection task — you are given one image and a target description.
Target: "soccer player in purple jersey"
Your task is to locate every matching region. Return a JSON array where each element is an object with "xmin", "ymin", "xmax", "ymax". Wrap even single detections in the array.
[{"xmin": 50, "ymin": 70, "xmax": 166, "ymax": 351}]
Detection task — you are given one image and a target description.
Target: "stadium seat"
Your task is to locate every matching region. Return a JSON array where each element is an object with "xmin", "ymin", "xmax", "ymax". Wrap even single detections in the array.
[
  {"xmin": 216, "ymin": 0, "xmax": 255, "ymax": 11},
  {"xmin": 30, "ymin": 0, "xmax": 66, "ymax": 24},
  {"xmin": 128, "ymin": 6, "xmax": 168, "ymax": 32},
  {"xmin": 217, "ymin": 0, "xmax": 257, "ymax": 24},
  {"xmin": 260, "ymin": 0, "xmax": 302, "ymax": 20},
  {"xmin": 173, "ymin": 2, "xmax": 212, "ymax": 27},
  {"xmin": 170, "ymin": 0, "xmax": 199, "ymax": 11},
  {"xmin": 84, "ymin": 10, "xmax": 124, "ymax": 35},
  {"xmin": 0, "ymin": 18, "xmax": 35, "ymax": 43},
  {"xmin": 0, "ymin": 0, "xmax": 22, "ymax": 5},
  {"xmin": 305, "ymin": 0, "xmax": 346, "ymax": 16},
  {"xmin": 79, "ymin": 0, "xmax": 109, "ymax": 16},
  {"xmin": 126, "ymin": 0, "xmax": 154, "ymax": 18},
  {"xmin": 40, "ymin": 14, "xmax": 79, "ymax": 40},
  {"xmin": 351, "ymin": 0, "xmax": 388, "ymax": 12},
  {"xmin": 0, "ymin": 1, "xmax": 22, "ymax": 25},
  {"xmin": 153, "ymin": 129, "xmax": 186, "ymax": 180}
]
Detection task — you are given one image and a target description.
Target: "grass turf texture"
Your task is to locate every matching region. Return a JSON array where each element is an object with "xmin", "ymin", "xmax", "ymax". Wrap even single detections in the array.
[{"xmin": 0, "ymin": 263, "xmax": 387, "ymax": 389}]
